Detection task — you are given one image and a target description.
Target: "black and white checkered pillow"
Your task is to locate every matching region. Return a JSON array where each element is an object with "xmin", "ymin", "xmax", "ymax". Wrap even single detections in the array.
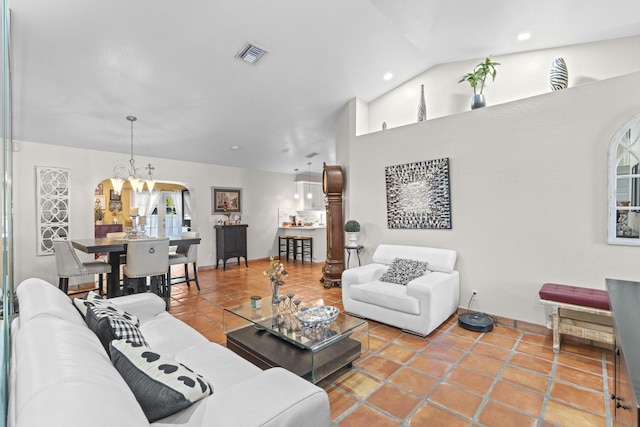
[
  {"xmin": 110, "ymin": 339, "xmax": 213, "ymax": 422},
  {"xmin": 379, "ymin": 257, "xmax": 429, "ymax": 285},
  {"xmin": 86, "ymin": 306, "xmax": 148, "ymax": 352}
]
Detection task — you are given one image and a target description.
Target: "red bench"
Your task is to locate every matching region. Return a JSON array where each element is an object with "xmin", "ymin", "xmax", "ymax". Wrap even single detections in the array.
[{"xmin": 539, "ymin": 283, "xmax": 613, "ymax": 353}]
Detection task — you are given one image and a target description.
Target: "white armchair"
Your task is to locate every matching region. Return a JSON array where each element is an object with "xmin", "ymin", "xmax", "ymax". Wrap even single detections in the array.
[{"xmin": 341, "ymin": 244, "xmax": 459, "ymax": 336}]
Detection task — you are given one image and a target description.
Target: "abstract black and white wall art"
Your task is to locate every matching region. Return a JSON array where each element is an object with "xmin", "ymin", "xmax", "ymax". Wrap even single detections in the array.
[{"xmin": 385, "ymin": 158, "xmax": 451, "ymax": 229}]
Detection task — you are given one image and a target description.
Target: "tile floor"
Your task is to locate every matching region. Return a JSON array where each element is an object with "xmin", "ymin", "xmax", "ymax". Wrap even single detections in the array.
[{"xmin": 159, "ymin": 259, "xmax": 614, "ymax": 426}]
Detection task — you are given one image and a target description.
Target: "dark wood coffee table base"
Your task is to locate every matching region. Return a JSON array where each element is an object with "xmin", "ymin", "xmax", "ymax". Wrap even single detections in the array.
[{"xmin": 227, "ymin": 325, "xmax": 361, "ymax": 383}]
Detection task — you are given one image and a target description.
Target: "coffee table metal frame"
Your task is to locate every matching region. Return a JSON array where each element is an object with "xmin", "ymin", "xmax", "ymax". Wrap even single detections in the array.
[{"xmin": 223, "ymin": 302, "xmax": 368, "ymax": 383}]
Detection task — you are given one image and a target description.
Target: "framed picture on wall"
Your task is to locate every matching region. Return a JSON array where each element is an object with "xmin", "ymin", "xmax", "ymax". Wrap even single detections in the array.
[
  {"xmin": 109, "ymin": 189, "xmax": 121, "ymax": 201},
  {"xmin": 94, "ymin": 196, "xmax": 106, "ymax": 210},
  {"xmin": 212, "ymin": 187, "xmax": 242, "ymax": 213},
  {"xmin": 385, "ymin": 158, "xmax": 451, "ymax": 229},
  {"xmin": 94, "ymin": 183, "xmax": 103, "ymax": 195},
  {"xmin": 109, "ymin": 201, "xmax": 122, "ymax": 212}
]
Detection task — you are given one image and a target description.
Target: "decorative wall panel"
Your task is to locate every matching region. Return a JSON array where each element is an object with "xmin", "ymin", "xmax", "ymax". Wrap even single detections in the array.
[
  {"xmin": 385, "ymin": 158, "xmax": 451, "ymax": 229},
  {"xmin": 37, "ymin": 166, "xmax": 70, "ymax": 255}
]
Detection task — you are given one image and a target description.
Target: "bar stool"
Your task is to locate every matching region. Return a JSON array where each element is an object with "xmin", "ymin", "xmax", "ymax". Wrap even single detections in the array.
[
  {"xmin": 278, "ymin": 235, "xmax": 295, "ymax": 261},
  {"xmin": 168, "ymin": 231, "xmax": 201, "ymax": 301},
  {"xmin": 292, "ymin": 236, "xmax": 313, "ymax": 264}
]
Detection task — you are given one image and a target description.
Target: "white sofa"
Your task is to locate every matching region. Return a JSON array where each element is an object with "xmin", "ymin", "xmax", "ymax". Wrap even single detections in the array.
[
  {"xmin": 342, "ymin": 244, "xmax": 459, "ymax": 336},
  {"xmin": 9, "ymin": 278, "xmax": 330, "ymax": 427}
]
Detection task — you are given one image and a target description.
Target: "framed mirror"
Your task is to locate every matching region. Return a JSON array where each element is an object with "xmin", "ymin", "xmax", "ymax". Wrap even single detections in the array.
[{"xmin": 609, "ymin": 113, "xmax": 640, "ymax": 245}]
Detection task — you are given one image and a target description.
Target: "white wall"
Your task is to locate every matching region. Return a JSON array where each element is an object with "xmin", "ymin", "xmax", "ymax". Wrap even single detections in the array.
[
  {"xmin": 366, "ymin": 36, "xmax": 640, "ymax": 132},
  {"xmin": 339, "ymin": 69, "xmax": 640, "ymax": 326},
  {"xmin": 13, "ymin": 141, "xmax": 294, "ymax": 285}
]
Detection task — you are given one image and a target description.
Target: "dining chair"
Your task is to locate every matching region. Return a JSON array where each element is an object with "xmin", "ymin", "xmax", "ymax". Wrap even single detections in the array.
[
  {"xmin": 106, "ymin": 231, "xmax": 128, "ymax": 290},
  {"xmin": 52, "ymin": 238, "xmax": 111, "ymax": 295},
  {"xmin": 167, "ymin": 232, "xmax": 200, "ymax": 300},
  {"xmin": 123, "ymin": 238, "xmax": 170, "ymax": 302}
]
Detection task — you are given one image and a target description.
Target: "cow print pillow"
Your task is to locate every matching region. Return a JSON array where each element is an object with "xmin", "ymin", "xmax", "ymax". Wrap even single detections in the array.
[
  {"xmin": 110, "ymin": 339, "xmax": 213, "ymax": 422},
  {"xmin": 379, "ymin": 257, "xmax": 429, "ymax": 285}
]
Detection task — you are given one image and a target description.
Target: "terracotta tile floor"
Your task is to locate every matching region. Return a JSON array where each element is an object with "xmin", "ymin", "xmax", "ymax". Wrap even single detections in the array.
[{"xmin": 159, "ymin": 259, "xmax": 614, "ymax": 426}]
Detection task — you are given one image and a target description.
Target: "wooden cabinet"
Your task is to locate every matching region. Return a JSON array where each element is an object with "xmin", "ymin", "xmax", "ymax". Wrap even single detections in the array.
[
  {"xmin": 215, "ymin": 224, "xmax": 248, "ymax": 270},
  {"xmin": 94, "ymin": 224, "xmax": 123, "ymax": 238},
  {"xmin": 606, "ymin": 278, "xmax": 640, "ymax": 427}
]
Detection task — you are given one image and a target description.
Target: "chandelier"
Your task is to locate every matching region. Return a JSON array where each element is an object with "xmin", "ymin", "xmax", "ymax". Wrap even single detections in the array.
[{"xmin": 110, "ymin": 116, "xmax": 156, "ymax": 195}]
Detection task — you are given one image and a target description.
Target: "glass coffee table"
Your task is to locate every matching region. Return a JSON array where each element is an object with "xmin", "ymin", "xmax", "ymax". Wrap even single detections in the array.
[{"xmin": 223, "ymin": 302, "xmax": 369, "ymax": 383}]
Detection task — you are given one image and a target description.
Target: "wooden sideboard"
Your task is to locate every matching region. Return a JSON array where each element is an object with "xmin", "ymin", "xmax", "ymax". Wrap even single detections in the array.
[
  {"xmin": 214, "ymin": 224, "xmax": 248, "ymax": 270},
  {"xmin": 606, "ymin": 278, "xmax": 640, "ymax": 427},
  {"xmin": 94, "ymin": 224, "xmax": 123, "ymax": 238}
]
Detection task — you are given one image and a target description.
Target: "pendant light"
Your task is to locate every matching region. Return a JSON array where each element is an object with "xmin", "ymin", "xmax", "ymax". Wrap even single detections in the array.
[
  {"xmin": 111, "ymin": 116, "xmax": 156, "ymax": 195},
  {"xmin": 306, "ymin": 162, "xmax": 312, "ymax": 199},
  {"xmin": 293, "ymin": 168, "xmax": 299, "ymax": 199}
]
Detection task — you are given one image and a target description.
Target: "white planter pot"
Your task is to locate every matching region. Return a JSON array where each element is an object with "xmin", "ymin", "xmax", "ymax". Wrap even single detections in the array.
[{"xmin": 346, "ymin": 232, "xmax": 359, "ymax": 246}]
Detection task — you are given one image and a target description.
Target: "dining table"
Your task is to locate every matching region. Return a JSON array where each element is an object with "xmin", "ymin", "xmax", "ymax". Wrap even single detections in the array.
[{"xmin": 71, "ymin": 235, "xmax": 201, "ymax": 298}]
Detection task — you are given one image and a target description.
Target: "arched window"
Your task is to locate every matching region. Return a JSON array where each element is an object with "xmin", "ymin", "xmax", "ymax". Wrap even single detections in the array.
[{"xmin": 609, "ymin": 113, "xmax": 640, "ymax": 245}]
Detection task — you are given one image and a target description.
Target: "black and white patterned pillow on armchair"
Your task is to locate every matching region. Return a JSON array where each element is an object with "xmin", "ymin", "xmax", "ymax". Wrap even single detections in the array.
[{"xmin": 379, "ymin": 257, "xmax": 429, "ymax": 285}]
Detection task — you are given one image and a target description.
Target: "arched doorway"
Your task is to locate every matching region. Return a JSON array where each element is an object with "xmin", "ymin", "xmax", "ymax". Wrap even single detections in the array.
[{"xmin": 93, "ymin": 179, "xmax": 192, "ymax": 238}]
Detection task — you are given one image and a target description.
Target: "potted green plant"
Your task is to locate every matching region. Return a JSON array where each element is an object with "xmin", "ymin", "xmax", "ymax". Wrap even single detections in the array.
[
  {"xmin": 344, "ymin": 219, "xmax": 361, "ymax": 246},
  {"xmin": 458, "ymin": 55, "xmax": 500, "ymax": 109},
  {"xmin": 94, "ymin": 206, "xmax": 105, "ymax": 224}
]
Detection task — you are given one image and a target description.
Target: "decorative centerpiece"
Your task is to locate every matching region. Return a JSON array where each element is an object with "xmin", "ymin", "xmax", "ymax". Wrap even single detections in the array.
[
  {"xmin": 263, "ymin": 256, "xmax": 288, "ymax": 304},
  {"xmin": 274, "ymin": 293, "xmax": 301, "ymax": 313},
  {"xmin": 458, "ymin": 55, "xmax": 500, "ymax": 110},
  {"xmin": 297, "ymin": 306, "xmax": 340, "ymax": 328}
]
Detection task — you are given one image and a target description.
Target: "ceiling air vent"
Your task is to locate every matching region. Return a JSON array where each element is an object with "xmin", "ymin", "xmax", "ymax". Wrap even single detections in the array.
[{"xmin": 236, "ymin": 42, "xmax": 268, "ymax": 65}]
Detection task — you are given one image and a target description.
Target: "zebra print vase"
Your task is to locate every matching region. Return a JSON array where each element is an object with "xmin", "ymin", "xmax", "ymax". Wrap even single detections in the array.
[
  {"xmin": 417, "ymin": 84, "xmax": 426, "ymax": 121},
  {"xmin": 550, "ymin": 58, "xmax": 568, "ymax": 91}
]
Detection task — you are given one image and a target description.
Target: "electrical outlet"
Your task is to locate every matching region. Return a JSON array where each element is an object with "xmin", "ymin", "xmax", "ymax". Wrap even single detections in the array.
[{"xmin": 471, "ymin": 289, "xmax": 479, "ymax": 300}]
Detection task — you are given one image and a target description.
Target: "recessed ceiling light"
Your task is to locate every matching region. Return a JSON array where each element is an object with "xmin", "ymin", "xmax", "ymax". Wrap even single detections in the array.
[
  {"xmin": 517, "ymin": 32, "xmax": 531, "ymax": 41},
  {"xmin": 230, "ymin": 145, "xmax": 241, "ymax": 150},
  {"xmin": 383, "ymin": 72, "xmax": 393, "ymax": 81}
]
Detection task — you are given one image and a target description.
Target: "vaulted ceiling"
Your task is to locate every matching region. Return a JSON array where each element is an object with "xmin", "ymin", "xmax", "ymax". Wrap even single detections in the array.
[{"xmin": 9, "ymin": 0, "xmax": 640, "ymax": 174}]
